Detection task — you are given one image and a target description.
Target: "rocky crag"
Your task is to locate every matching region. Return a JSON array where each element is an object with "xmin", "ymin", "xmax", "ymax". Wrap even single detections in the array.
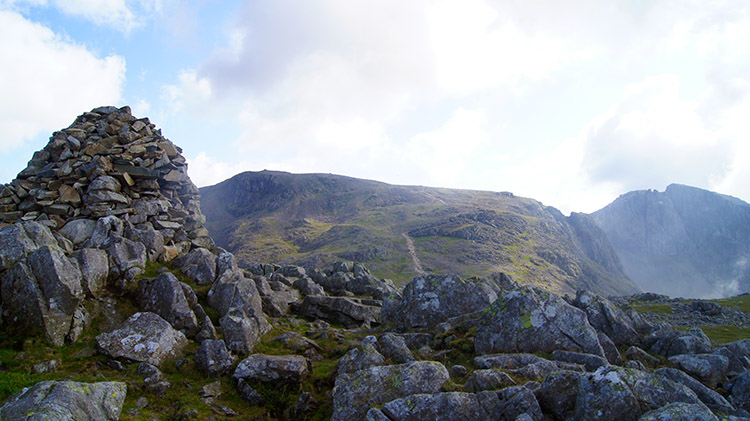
[
  {"xmin": 0, "ymin": 107, "xmax": 748, "ymax": 420},
  {"xmin": 591, "ymin": 184, "xmax": 750, "ymax": 298}
]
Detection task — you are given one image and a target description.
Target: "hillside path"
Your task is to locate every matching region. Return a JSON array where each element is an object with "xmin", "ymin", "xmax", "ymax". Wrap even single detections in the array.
[{"xmin": 402, "ymin": 233, "xmax": 427, "ymax": 275}]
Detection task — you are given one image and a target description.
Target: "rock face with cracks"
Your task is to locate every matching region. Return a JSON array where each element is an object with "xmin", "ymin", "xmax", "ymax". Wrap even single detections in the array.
[
  {"xmin": 474, "ymin": 286, "xmax": 606, "ymax": 358},
  {"xmin": 0, "ymin": 381, "xmax": 127, "ymax": 421}
]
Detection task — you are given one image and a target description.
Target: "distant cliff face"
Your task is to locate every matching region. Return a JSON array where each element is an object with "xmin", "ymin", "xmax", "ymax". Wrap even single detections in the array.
[
  {"xmin": 200, "ymin": 171, "xmax": 640, "ymax": 296},
  {"xmin": 591, "ymin": 184, "xmax": 750, "ymax": 298}
]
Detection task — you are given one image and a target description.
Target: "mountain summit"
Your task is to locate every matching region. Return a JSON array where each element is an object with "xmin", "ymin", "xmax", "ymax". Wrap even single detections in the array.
[
  {"xmin": 591, "ymin": 184, "xmax": 750, "ymax": 298},
  {"xmin": 200, "ymin": 170, "xmax": 639, "ymax": 296}
]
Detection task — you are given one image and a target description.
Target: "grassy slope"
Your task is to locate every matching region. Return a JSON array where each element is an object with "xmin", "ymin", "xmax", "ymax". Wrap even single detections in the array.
[{"xmin": 201, "ymin": 171, "xmax": 639, "ymax": 296}]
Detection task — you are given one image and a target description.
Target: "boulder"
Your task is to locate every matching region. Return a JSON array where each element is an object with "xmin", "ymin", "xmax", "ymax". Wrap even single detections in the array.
[
  {"xmin": 293, "ymin": 276, "xmax": 325, "ymax": 296},
  {"xmin": 195, "ymin": 339, "xmax": 236, "ymax": 377},
  {"xmin": 124, "ymin": 223, "xmax": 164, "ymax": 261},
  {"xmin": 626, "ymin": 346, "xmax": 662, "ymax": 367},
  {"xmin": 331, "ymin": 361, "xmax": 449, "ymax": 421},
  {"xmin": 475, "ymin": 287, "xmax": 605, "ymax": 358},
  {"xmin": 95, "ymin": 312, "xmax": 188, "ymax": 366},
  {"xmin": 0, "ymin": 380, "xmax": 126, "ymax": 421},
  {"xmin": 338, "ymin": 336, "xmax": 386, "ymax": 375},
  {"xmin": 654, "ymin": 368, "xmax": 736, "ymax": 415},
  {"xmin": 535, "ymin": 370, "xmax": 583, "ymax": 420},
  {"xmin": 59, "ymin": 219, "xmax": 96, "ymax": 247},
  {"xmin": 377, "ymin": 333, "xmax": 415, "ymax": 364},
  {"xmin": 233, "ymin": 354, "xmax": 310, "ymax": 384},
  {"xmin": 645, "ymin": 326, "xmax": 712, "ymax": 358},
  {"xmin": 668, "ymin": 353, "xmax": 729, "ymax": 389},
  {"xmin": 296, "ymin": 295, "xmax": 380, "ymax": 328},
  {"xmin": 476, "ymin": 386, "xmax": 543, "ymax": 421},
  {"xmin": 382, "ymin": 274, "xmax": 500, "ymax": 330},
  {"xmin": 714, "ymin": 339, "xmax": 750, "ymax": 376},
  {"xmin": 0, "ymin": 221, "xmax": 58, "ymax": 269},
  {"xmin": 574, "ymin": 366, "xmax": 704, "ymax": 420},
  {"xmin": 380, "ymin": 392, "xmax": 491, "ymax": 420},
  {"xmin": 474, "ymin": 353, "xmax": 564, "ymax": 382},
  {"xmin": 573, "ymin": 290, "xmax": 645, "ymax": 346},
  {"xmin": 75, "ymin": 248, "xmax": 108, "ymax": 298},
  {"xmin": 1, "ymin": 246, "xmax": 83, "ymax": 346},
  {"xmin": 464, "ymin": 369, "xmax": 516, "ymax": 392},
  {"xmin": 598, "ymin": 332, "xmax": 623, "ymax": 365},
  {"xmin": 86, "ymin": 216, "xmax": 124, "ymax": 248},
  {"xmin": 727, "ymin": 370, "xmax": 750, "ymax": 413},
  {"xmin": 137, "ymin": 272, "xmax": 199, "ymax": 336},
  {"xmin": 219, "ymin": 308, "xmax": 271, "ymax": 355},
  {"xmin": 104, "ymin": 235, "xmax": 146, "ymax": 281},
  {"xmin": 173, "ymin": 247, "xmax": 216, "ymax": 285},
  {"xmin": 638, "ymin": 402, "xmax": 718, "ymax": 421}
]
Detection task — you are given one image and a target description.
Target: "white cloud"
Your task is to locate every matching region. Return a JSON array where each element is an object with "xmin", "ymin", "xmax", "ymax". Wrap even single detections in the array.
[
  {"xmin": 0, "ymin": 10, "xmax": 125, "ymax": 151},
  {"xmin": 161, "ymin": 69, "xmax": 213, "ymax": 116},
  {"xmin": 185, "ymin": 152, "xmax": 250, "ymax": 188},
  {"xmin": 50, "ymin": 0, "xmax": 139, "ymax": 33}
]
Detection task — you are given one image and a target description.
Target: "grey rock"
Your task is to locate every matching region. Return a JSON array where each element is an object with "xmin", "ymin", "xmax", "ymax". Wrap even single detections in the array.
[
  {"xmin": 105, "ymin": 235, "xmax": 146, "ymax": 281},
  {"xmin": 668, "ymin": 353, "xmax": 728, "ymax": 389},
  {"xmin": 260, "ymin": 282, "xmax": 301, "ymax": 317},
  {"xmin": 654, "ymin": 368, "xmax": 736, "ymax": 415},
  {"xmin": 377, "ymin": 333, "xmax": 415, "ymax": 364},
  {"xmin": 382, "ymin": 274, "xmax": 500, "ymax": 330},
  {"xmin": 59, "ymin": 219, "xmax": 96, "ymax": 247},
  {"xmin": 474, "ymin": 353, "xmax": 564, "ymax": 382},
  {"xmin": 215, "ymin": 251, "xmax": 238, "ymax": 279},
  {"xmin": 575, "ymin": 366, "xmax": 704, "ymax": 420},
  {"xmin": 465, "ymin": 369, "xmax": 516, "ymax": 392},
  {"xmin": 0, "ymin": 221, "xmax": 57, "ymax": 270},
  {"xmin": 31, "ymin": 359, "xmax": 60, "ymax": 374},
  {"xmin": 88, "ymin": 175, "xmax": 121, "ymax": 192},
  {"xmin": 236, "ymin": 379, "xmax": 265, "ymax": 405},
  {"xmin": 125, "ymin": 223, "xmax": 164, "ymax": 261},
  {"xmin": 645, "ymin": 326, "xmax": 712, "ymax": 358},
  {"xmin": 137, "ymin": 272, "xmax": 199, "ymax": 336},
  {"xmin": 1, "ymin": 246, "xmax": 83, "ymax": 346},
  {"xmin": 598, "ymin": 331, "xmax": 624, "ymax": 365},
  {"xmin": 381, "ymin": 392, "xmax": 490, "ymax": 420},
  {"xmin": 233, "ymin": 354, "xmax": 310, "ymax": 384},
  {"xmin": 475, "ymin": 287, "xmax": 605, "ymax": 358},
  {"xmin": 293, "ymin": 276, "xmax": 325, "ymax": 296},
  {"xmin": 338, "ymin": 337, "xmax": 386, "ymax": 375},
  {"xmin": 75, "ymin": 248, "xmax": 108, "ymax": 298},
  {"xmin": 174, "ymin": 247, "xmax": 216, "ymax": 285},
  {"xmin": 638, "ymin": 402, "xmax": 718, "ymax": 421},
  {"xmin": 477, "ymin": 386, "xmax": 543, "ymax": 421},
  {"xmin": 86, "ymin": 216, "xmax": 124, "ymax": 248},
  {"xmin": 296, "ymin": 295, "xmax": 380, "ymax": 328},
  {"xmin": 208, "ymin": 269, "xmax": 266, "ymax": 321},
  {"xmin": 727, "ymin": 370, "xmax": 750, "ymax": 412},
  {"xmin": 219, "ymin": 308, "xmax": 271, "ymax": 355},
  {"xmin": 195, "ymin": 340, "xmax": 236, "ymax": 377},
  {"xmin": 95, "ymin": 312, "xmax": 188, "ymax": 366},
  {"xmin": 536, "ymin": 370, "xmax": 582, "ymax": 420},
  {"xmin": 574, "ymin": 290, "xmax": 645, "ymax": 346},
  {"xmin": 552, "ymin": 350, "xmax": 609, "ymax": 372},
  {"xmin": 450, "ymin": 365, "xmax": 468, "ymax": 378},
  {"xmin": 272, "ymin": 331, "xmax": 322, "ymax": 352},
  {"xmin": 331, "ymin": 361, "xmax": 449, "ymax": 421},
  {"xmin": 715, "ymin": 339, "xmax": 750, "ymax": 375},
  {"xmin": 0, "ymin": 380, "xmax": 126, "ymax": 421},
  {"xmin": 626, "ymin": 345, "xmax": 662, "ymax": 367},
  {"xmin": 367, "ymin": 408, "xmax": 392, "ymax": 420}
]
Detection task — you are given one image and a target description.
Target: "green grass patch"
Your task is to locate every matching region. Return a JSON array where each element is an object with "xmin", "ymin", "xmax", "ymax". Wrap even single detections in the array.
[
  {"xmin": 713, "ymin": 294, "xmax": 750, "ymax": 313},
  {"xmin": 630, "ymin": 302, "xmax": 674, "ymax": 315},
  {"xmin": 699, "ymin": 325, "xmax": 750, "ymax": 344}
]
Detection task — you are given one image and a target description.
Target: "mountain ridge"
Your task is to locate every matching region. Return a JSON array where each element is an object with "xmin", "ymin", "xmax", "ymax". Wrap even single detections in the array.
[
  {"xmin": 200, "ymin": 170, "xmax": 640, "ymax": 296},
  {"xmin": 590, "ymin": 183, "xmax": 750, "ymax": 298}
]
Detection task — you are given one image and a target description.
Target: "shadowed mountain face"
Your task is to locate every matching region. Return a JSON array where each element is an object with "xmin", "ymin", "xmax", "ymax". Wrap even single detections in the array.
[
  {"xmin": 591, "ymin": 184, "xmax": 750, "ymax": 298},
  {"xmin": 200, "ymin": 170, "xmax": 639, "ymax": 296}
]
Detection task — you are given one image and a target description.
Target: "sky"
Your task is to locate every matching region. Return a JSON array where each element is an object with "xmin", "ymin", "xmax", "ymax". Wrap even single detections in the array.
[{"xmin": 1, "ymin": 0, "xmax": 749, "ymax": 215}]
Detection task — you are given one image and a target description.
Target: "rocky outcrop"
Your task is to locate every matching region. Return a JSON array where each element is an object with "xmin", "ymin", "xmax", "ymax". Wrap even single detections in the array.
[
  {"xmin": 233, "ymin": 354, "xmax": 311, "ymax": 384},
  {"xmin": 331, "ymin": 361, "xmax": 449, "ymax": 421},
  {"xmin": 475, "ymin": 287, "xmax": 605, "ymax": 358},
  {"xmin": 296, "ymin": 295, "xmax": 380, "ymax": 328},
  {"xmin": 95, "ymin": 312, "xmax": 188, "ymax": 366},
  {"xmin": 0, "ymin": 381, "xmax": 126, "ymax": 421},
  {"xmin": 382, "ymin": 274, "xmax": 501, "ymax": 330}
]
